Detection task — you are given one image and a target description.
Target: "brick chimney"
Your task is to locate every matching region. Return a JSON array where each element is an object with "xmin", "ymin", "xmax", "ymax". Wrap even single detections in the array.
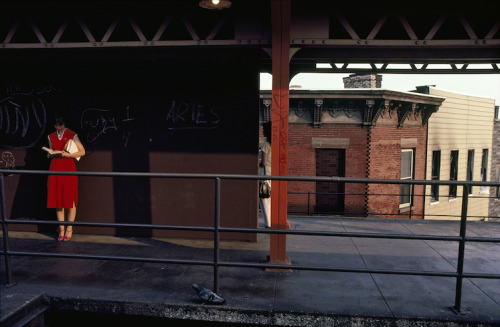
[{"xmin": 343, "ymin": 73, "xmax": 382, "ymax": 88}]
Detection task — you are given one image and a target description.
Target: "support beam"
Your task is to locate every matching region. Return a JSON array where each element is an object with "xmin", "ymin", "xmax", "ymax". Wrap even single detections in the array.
[{"xmin": 269, "ymin": 0, "xmax": 291, "ymax": 267}]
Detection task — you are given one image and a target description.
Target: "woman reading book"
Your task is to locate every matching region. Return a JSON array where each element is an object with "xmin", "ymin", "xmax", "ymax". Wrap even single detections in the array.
[{"xmin": 46, "ymin": 114, "xmax": 85, "ymax": 241}]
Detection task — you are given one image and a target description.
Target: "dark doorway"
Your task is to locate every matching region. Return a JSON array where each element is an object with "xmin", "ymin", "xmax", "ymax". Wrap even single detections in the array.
[{"xmin": 315, "ymin": 149, "xmax": 345, "ymax": 214}]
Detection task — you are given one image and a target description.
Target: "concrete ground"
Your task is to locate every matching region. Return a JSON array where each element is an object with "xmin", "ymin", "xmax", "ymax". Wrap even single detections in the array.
[{"xmin": 1, "ymin": 216, "xmax": 500, "ymax": 326}]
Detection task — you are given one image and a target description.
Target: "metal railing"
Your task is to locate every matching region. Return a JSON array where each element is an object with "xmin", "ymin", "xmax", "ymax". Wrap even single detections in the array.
[
  {"xmin": 288, "ymin": 190, "xmax": 498, "ymax": 219},
  {"xmin": 1, "ymin": 169, "xmax": 500, "ymax": 314}
]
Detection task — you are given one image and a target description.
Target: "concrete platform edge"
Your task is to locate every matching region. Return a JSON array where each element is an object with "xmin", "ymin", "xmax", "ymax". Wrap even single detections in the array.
[{"xmin": 45, "ymin": 296, "xmax": 500, "ymax": 327}]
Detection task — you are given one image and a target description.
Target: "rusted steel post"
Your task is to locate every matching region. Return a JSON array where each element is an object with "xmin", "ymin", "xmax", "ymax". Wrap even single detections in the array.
[{"xmin": 269, "ymin": 0, "xmax": 291, "ymax": 267}]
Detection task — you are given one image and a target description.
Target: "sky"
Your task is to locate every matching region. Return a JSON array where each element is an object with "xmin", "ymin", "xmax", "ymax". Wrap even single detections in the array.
[{"xmin": 260, "ymin": 73, "xmax": 500, "ymax": 105}]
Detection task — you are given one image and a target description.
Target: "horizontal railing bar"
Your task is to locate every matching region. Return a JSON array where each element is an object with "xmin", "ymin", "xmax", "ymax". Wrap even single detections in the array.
[
  {"xmin": 2, "ymin": 169, "xmax": 251, "ymax": 180},
  {"xmin": 221, "ymin": 264, "xmax": 495, "ymax": 280},
  {"xmin": 464, "ymin": 236, "xmax": 500, "ymax": 243},
  {"xmin": 2, "ymin": 169, "xmax": 500, "ymax": 187},
  {"xmin": 290, "ymin": 212, "xmax": 495, "ymax": 219},
  {"xmin": 219, "ymin": 261, "xmax": 459, "ymax": 277},
  {"xmin": 3, "ymin": 250, "xmax": 459, "ymax": 278},
  {"xmin": 3, "ymin": 219, "xmax": 462, "ymax": 242},
  {"xmin": 462, "ymin": 272, "xmax": 500, "ymax": 279},
  {"xmin": 5, "ymin": 219, "xmax": 215, "ymax": 232},
  {"xmin": 5, "ymin": 219, "xmax": 500, "ymax": 243},
  {"xmin": 6, "ymin": 251, "xmax": 214, "ymax": 266},
  {"xmin": 4, "ymin": 251, "xmax": 498, "ymax": 280},
  {"xmin": 219, "ymin": 227, "xmax": 463, "ymax": 241},
  {"xmin": 289, "ymin": 191, "xmax": 497, "ymax": 200}
]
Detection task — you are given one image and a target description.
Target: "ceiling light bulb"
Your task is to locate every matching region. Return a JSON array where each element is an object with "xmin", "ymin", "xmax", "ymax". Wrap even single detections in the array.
[{"xmin": 199, "ymin": 0, "xmax": 231, "ymax": 10}]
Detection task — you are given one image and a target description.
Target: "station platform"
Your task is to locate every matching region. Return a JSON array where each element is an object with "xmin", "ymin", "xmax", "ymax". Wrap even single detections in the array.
[{"xmin": 1, "ymin": 216, "xmax": 500, "ymax": 326}]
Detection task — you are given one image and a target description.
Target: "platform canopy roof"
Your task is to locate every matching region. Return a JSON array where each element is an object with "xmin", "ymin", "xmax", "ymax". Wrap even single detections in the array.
[{"xmin": 0, "ymin": 0, "xmax": 498, "ymax": 74}]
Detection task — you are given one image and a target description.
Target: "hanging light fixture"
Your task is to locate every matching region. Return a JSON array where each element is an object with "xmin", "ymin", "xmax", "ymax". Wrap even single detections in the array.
[{"xmin": 199, "ymin": 0, "xmax": 232, "ymax": 10}]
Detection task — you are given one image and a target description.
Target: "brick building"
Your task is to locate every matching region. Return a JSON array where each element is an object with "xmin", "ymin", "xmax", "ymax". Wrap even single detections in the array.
[
  {"xmin": 489, "ymin": 106, "xmax": 500, "ymax": 221},
  {"xmin": 260, "ymin": 74, "xmax": 445, "ymax": 219}
]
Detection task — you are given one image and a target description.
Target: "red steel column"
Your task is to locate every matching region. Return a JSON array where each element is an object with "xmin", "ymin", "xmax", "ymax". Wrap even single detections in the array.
[{"xmin": 269, "ymin": 0, "xmax": 290, "ymax": 266}]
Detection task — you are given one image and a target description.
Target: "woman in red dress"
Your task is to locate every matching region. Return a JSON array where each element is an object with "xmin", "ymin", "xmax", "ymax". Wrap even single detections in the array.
[{"xmin": 47, "ymin": 115, "xmax": 85, "ymax": 241}]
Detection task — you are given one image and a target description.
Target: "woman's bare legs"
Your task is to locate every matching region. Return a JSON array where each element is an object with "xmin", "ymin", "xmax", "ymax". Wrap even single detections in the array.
[
  {"xmin": 56, "ymin": 202, "xmax": 76, "ymax": 241},
  {"xmin": 64, "ymin": 202, "xmax": 76, "ymax": 241},
  {"xmin": 56, "ymin": 208, "xmax": 65, "ymax": 241}
]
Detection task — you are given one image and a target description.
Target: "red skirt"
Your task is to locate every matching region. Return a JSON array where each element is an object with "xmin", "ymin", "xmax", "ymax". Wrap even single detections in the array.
[{"xmin": 47, "ymin": 158, "xmax": 78, "ymax": 209}]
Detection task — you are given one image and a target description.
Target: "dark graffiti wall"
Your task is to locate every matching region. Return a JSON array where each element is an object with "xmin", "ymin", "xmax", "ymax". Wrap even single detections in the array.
[{"xmin": 0, "ymin": 59, "xmax": 260, "ymax": 241}]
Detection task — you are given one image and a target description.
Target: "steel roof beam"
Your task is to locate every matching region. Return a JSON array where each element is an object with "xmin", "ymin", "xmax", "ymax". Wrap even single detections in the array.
[{"xmin": 0, "ymin": 1, "xmax": 499, "ymax": 74}]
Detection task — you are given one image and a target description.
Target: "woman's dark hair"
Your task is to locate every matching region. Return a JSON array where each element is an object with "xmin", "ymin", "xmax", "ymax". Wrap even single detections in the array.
[{"xmin": 53, "ymin": 114, "xmax": 65, "ymax": 126}]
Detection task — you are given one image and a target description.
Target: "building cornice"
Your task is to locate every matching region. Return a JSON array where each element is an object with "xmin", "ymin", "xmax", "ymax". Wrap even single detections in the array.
[{"xmin": 260, "ymin": 89, "xmax": 445, "ymax": 128}]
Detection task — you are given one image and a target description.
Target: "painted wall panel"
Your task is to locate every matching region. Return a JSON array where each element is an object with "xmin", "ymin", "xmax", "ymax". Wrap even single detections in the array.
[{"xmin": 0, "ymin": 59, "xmax": 260, "ymax": 240}]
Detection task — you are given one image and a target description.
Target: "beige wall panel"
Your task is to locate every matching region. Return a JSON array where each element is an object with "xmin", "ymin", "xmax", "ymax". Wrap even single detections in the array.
[{"xmin": 425, "ymin": 87, "xmax": 494, "ymax": 221}]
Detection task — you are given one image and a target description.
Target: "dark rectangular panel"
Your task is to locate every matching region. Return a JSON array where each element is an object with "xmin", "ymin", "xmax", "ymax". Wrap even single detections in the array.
[{"xmin": 1, "ymin": 59, "xmax": 260, "ymax": 241}]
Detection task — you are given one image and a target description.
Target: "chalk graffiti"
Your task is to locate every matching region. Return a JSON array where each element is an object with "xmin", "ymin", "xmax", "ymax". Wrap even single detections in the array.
[
  {"xmin": 34, "ymin": 83, "xmax": 62, "ymax": 95},
  {"xmin": 0, "ymin": 82, "xmax": 61, "ymax": 149},
  {"xmin": 166, "ymin": 100, "xmax": 220, "ymax": 130},
  {"xmin": 80, "ymin": 108, "xmax": 118, "ymax": 143},
  {"xmin": 0, "ymin": 95, "xmax": 47, "ymax": 149},
  {"xmin": 0, "ymin": 151, "xmax": 15, "ymax": 169},
  {"xmin": 121, "ymin": 130, "xmax": 131, "ymax": 148},
  {"xmin": 0, "ymin": 80, "xmax": 225, "ymax": 151},
  {"xmin": 80, "ymin": 106, "xmax": 135, "ymax": 146},
  {"xmin": 5, "ymin": 83, "xmax": 61, "ymax": 97},
  {"xmin": 123, "ymin": 106, "xmax": 135, "ymax": 122}
]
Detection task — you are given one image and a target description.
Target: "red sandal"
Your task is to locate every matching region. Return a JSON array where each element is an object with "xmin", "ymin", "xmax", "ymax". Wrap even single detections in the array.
[
  {"xmin": 57, "ymin": 227, "xmax": 65, "ymax": 242},
  {"xmin": 63, "ymin": 228, "xmax": 73, "ymax": 242}
]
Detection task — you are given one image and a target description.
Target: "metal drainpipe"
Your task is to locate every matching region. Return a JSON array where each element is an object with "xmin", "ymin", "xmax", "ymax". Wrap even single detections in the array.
[{"xmin": 423, "ymin": 116, "xmax": 429, "ymax": 220}]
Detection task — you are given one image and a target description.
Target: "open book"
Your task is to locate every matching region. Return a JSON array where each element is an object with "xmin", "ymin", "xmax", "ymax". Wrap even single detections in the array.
[{"xmin": 42, "ymin": 139, "xmax": 81, "ymax": 161}]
